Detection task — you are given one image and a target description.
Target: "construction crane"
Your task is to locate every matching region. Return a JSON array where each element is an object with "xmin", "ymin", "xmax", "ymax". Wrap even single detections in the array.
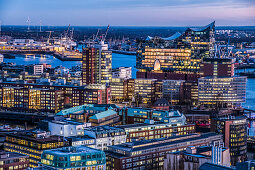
[
  {"xmin": 46, "ymin": 31, "xmax": 53, "ymax": 45},
  {"xmin": 102, "ymin": 24, "xmax": 110, "ymax": 42}
]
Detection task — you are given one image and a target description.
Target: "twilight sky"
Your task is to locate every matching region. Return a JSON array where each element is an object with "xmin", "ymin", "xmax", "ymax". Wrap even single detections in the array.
[{"xmin": 0, "ymin": 0, "xmax": 254, "ymax": 26}]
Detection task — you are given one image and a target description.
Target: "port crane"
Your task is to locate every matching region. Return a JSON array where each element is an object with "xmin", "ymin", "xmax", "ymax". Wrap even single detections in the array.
[
  {"xmin": 46, "ymin": 31, "xmax": 53, "ymax": 45},
  {"xmin": 102, "ymin": 24, "xmax": 110, "ymax": 42}
]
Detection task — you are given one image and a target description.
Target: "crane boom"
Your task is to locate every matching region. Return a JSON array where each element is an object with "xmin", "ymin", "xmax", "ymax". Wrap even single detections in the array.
[{"xmin": 102, "ymin": 24, "xmax": 110, "ymax": 41}]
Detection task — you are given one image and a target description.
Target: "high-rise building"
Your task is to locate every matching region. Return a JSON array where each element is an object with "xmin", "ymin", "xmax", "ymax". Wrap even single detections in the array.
[
  {"xmin": 40, "ymin": 146, "xmax": 106, "ymax": 170},
  {"xmin": 211, "ymin": 116, "xmax": 247, "ymax": 165},
  {"xmin": 82, "ymin": 41, "xmax": 112, "ymax": 85},
  {"xmin": 198, "ymin": 76, "xmax": 246, "ymax": 107},
  {"xmin": 136, "ymin": 22, "xmax": 215, "ymax": 80}
]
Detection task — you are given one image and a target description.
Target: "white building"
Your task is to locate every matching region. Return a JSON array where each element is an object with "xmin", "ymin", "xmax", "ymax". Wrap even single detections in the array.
[
  {"xmin": 112, "ymin": 67, "xmax": 132, "ymax": 79},
  {"xmin": 84, "ymin": 126, "xmax": 127, "ymax": 150},
  {"xmin": 33, "ymin": 64, "xmax": 44, "ymax": 75},
  {"xmin": 47, "ymin": 119, "xmax": 91, "ymax": 137},
  {"xmin": 0, "ymin": 54, "xmax": 4, "ymax": 63}
]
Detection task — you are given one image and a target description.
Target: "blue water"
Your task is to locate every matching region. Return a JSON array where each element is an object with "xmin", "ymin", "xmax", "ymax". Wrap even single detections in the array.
[{"xmin": 3, "ymin": 53, "xmax": 137, "ymax": 78}]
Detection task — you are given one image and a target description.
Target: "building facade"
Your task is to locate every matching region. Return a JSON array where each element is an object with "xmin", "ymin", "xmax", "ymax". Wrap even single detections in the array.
[
  {"xmin": 136, "ymin": 22, "xmax": 215, "ymax": 80},
  {"xmin": 84, "ymin": 126, "xmax": 126, "ymax": 151},
  {"xmin": 211, "ymin": 116, "xmax": 247, "ymax": 165},
  {"xmin": 82, "ymin": 41, "xmax": 112, "ymax": 86},
  {"xmin": 198, "ymin": 76, "xmax": 246, "ymax": 107},
  {"xmin": 4, "ymin": 130, "xmax": 70, "ymax": 168},
  {"xmin": 105, "ymin": 133, "xmax": 222, "ymax": 170},
  {"xmin": 40, "ymin": 146, "xmax": 106, "ymax": 170},
  {"xmin": 0, "ymin": 151, "xmax": 29, "ymax": 170}
]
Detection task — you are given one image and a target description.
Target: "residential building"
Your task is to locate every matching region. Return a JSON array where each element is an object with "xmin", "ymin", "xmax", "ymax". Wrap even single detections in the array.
[
  {"xmin": 105, "ymin": 133, "xmax": 222, "ymax": 170},
  {"xmin": 211, "ymin": 116, "xmax": 247, "ymax": 165},
  {"xmin": 40, "ymin": 146, "xmax": 106, "ymax": 170},
  {"xmin": 112, "ymin": 67, "xmax": 132, "ymax": 79},
  {"xmin": 198, "ymin": 76, "xmax": 246, "ymax": 107},
  {"xmin": 82, "ymin": 41, "xmax": 112, "ymax": 85},
  {"xmin": 164, "ymin": 146, "xmax": 230, "ymax": 170},
  {"xmin": 89, "ymin": 109, "xmax": 121, "ymax": 126},
  {"xmin": 4, "ymin": 130, "xmax": 70, "ymax": 168},
  {"xmin": 84, "ymin": 126, "xmax": 126, "ymax": 151},
  {"xmin": 0, "ymin": 151, "xmax": 29, "ymax": 170}
]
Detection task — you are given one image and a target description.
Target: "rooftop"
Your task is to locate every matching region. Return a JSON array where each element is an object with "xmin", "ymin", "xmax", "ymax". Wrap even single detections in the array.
[
  {"xmin": 199, "ymin": 162, "xmax": 234, "ymax": 170},
  {"xmin": 0, "ymin": 151, "xmax": 28, "ymax": 160},
  {"xmin": 107, "ymin": 133, "xmax": 221, "ymax": 154},
  {"xmin": 89, "ymin": 109, "xmax": 117, "ymax": 120},
  {"xmin": 43, "ymin": 146, "xmax": 102, "ymax": 155},
  {"xmin": 84, "ymin": 125, "xmax": 125, "ymax": 134}
]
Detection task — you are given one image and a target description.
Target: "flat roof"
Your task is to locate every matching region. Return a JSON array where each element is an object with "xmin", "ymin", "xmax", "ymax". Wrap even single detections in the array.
[
  {"xmin": 43, "ymin": 146, "xmax": 102, "ymax": 156},
  {"xmin": 90, "ymin": 109, "xmax": 117, "ymax": 120}
]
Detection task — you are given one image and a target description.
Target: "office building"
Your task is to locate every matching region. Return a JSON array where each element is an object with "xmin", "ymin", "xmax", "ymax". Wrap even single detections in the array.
[
  {"xmin": 211, "ymin": 116, "xmax": 247, "ymax": 165},
  {"xmin": 82, "ymin": 41, "xmax": 112, "ymax": 85},
  {"xmin": 40, "ymin": 146, "xmax": 106, "ymax": 170},
  {"xmin": 201, "ymin": 58, "xmax": 234, "ymax": 77},
  {"xmin": 180, "ymin": 81, "xmax": 198, "ymax": 105},
  {"xmin": 38, "ymin": 119, "xmax": 87, "ymax": 137},
  {"xmin": 162, "ymin": 80, "xmax": 185, "ymax": 105},
  {"xmin": 117, "ymin": 122, "xmax": 195, "ymax": 142},
  {"xmin": 0, "ymin": 86, "xmax": 64, "ymax": 113},
  {"xmin": 105, "ymin": 133, "xmax": 222, "ymax": 170},
  {"xmin": 0, "ymin": 151, "xmax": 29, "ymax": 170},
  {"xmin": 4, "ymin": 130, "xmax": 70, "ymax": 168},
  {"xmin": 120, "ymin": 107, "xmax": 186, "ymax": 125},
  {"xmin": 110, "ymin": 78, "xmax": 125, "ymax": 102},
  {"xmin": 134, "ymin": 79, "xmax": 157, "ymax": 106},
  {"xmin": 89, "ymin": 109, "xmax": 121, "ymax": 126},
  {"xmin": 136, "ymin": 22, "xmax": 215, "ymax": 80},
  {"xmin": 198, "ymin": 76, "xmax": 246, "ymax": 107},
  {"xmin": 164, "ymin": 146, "xmax": 230, "ymax": 170},
  {"xmin": 112, "ymin": 67, "xmax": 132, "ymax": 79},
  {"xmin": 84, "ymin": 126, "xmax": 126, "ymax": 151}
]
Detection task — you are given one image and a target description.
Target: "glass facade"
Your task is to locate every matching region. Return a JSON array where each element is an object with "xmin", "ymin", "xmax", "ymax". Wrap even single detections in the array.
[
  {"xmin": 198, "ymin": 76, "xmax": 246, "ymax": 106},
  {"xmin": 40, "ymin": 146, "xmax": 106, "ymax": 170},
  {"xmin": 136, "ymin": 22, "xmax": 215, "ymax": 74}
]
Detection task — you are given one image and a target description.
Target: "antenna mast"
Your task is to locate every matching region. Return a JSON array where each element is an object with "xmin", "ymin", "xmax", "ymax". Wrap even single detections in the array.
[{"xmin": 39, "ymin": 20, "xmax": 42, "ymax": 32}]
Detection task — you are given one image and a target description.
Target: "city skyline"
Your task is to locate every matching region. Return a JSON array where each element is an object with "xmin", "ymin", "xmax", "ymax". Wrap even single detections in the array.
[{"xmin": 0, "ymin": 0, "xmax": 255, "ymax": 26}]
